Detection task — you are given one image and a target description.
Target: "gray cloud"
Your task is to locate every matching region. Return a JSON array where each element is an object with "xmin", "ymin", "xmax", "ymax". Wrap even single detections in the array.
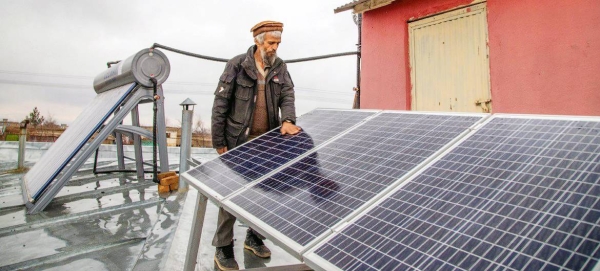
[{"xmin": 0, "ymin": 0, "xmax": 358, "ymax": 127}]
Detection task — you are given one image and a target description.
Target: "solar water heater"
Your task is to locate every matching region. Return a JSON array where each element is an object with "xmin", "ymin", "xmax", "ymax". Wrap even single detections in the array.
[{"xmin": 22, "ymin": 48, "xmax": 171, "ymax": 214}]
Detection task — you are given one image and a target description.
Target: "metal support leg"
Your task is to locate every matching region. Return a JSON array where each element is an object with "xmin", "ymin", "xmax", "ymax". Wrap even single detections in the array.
[
  {"xmin": 156, "ymin": 86, "xmax": 170, "ymax": 172},
  {"xmin": 183, "ymin": 192, "xmax": 208, "ymax": 271},
  {"xmin": 179, "ymin": 99, "xmax": 195, "ymax": 190},
  {"xmin": 116, "ymin": 132, "xmax": 125, "ymax": 170},
  {"xmin": 114, "ymin": 108, "xmax": 125, "ymax": 170},
  {"xmin": 131, "ymin": 105, "xmax": 144, "ymax": 180}
]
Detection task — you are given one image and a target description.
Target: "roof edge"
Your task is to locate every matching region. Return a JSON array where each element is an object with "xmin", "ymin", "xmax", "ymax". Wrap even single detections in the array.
[
  {"xmin": 334, "ymin": 0, "xmax": 369, "ymax": 13},
  {"xmin": 334, "ymin": 0, "xmax": 396, "ymax": 14}
]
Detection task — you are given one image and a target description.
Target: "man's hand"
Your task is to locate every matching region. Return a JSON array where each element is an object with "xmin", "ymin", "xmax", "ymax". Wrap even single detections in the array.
[
  {"xmin": 216, "ymin": 146, "xmax": 228, "ymax": 155},
  {"xmin": 280, "ymin": 122, "xmax": 301, "ymax": 135}
]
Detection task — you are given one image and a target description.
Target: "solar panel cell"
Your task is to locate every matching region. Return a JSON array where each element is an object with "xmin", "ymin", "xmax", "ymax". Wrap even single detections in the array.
[
  {"xmin": 187, "ymin": 110, "xmax": 375, "ymax": 199},
  {"xmin": 228, "ymin": 113, "xmax": 483, "ymax": 247},
  {"xmin": 312, "ymin": 117, "xmax": 600, "ymax": 271}
]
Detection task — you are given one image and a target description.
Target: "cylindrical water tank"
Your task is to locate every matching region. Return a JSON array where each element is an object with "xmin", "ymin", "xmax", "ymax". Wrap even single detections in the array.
[{"xmin": 93, "ymin": 48, "xmax": 170, "ymax": 94}]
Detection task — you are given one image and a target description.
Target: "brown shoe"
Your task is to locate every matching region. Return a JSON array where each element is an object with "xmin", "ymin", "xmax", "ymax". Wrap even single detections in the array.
[
  {"xmin": 244, "ymin": 229, "xmax": 271, "ymax": 258},
  {"xmin": 214, "ymin": 241, "xmax": 239, "ymax": 270}
]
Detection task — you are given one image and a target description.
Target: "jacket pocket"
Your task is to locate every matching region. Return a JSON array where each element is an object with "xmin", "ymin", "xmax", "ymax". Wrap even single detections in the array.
[
  {"xmin": 271, "ymin": 73, "xmax": 286, "ymax": 97},
  {"xmin": 225, "ymin": 117, "xmax": 244, "ymax": 136},
  {"xmin": 230, "ymin": 77, "xmax": 254, "ymax": 124},
  {"xmin": 272, "ymin": 81, "xmax": 283, "ymax": 97},
  {"xmin": 235, "ymin": 77, "xmax": 254, "ymax": 100},
  {"xmin": 225, "ymin": 118, "xmax": 245, "ymax": 149}
]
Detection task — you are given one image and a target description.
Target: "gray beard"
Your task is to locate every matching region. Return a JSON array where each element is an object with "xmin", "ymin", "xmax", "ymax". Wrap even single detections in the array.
[{"xmin": 259, "ymin": 47, "xmax": 277, "ymax": 66}]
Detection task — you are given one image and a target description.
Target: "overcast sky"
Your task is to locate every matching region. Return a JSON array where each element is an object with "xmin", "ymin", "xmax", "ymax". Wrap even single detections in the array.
[{"xmin": 0, "ymin": 0, "xmax": 358, "ymax": 128}]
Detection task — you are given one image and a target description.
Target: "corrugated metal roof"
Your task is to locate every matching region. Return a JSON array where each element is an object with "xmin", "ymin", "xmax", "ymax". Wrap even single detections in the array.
[
  {"xmin": 0, "ymin": 145, "xmax": 216, "ymax": 270},
  {"xmin": 334, "ymin": 0, "xmax": 369, "ymax": 13},
  {"xmin": 334, "ymin": 0, "xmax": 396, "ymax": 14},
  {"xmin": 0, "ymin": 163, "xmax": 178, "ymax": 270},
  {"xmin": 0, "ymin": 143, "xmax": 300, "ymax": 270}
]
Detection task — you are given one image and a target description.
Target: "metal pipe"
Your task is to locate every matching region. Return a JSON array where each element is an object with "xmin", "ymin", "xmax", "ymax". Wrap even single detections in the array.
[
  {"xmin": 17, "ymin": 120, "xmax": 29, "ymax": 169},
  {"xmin": 2, "ymin": 119, "xmax": 7, "ymax": 136},
  {"xmin": 285, "ymin": 51, "xmax": 358, "ymax": 63},
  {"xmin": 106, "ymin": 60, "xmax": 121, "ymax": 68},
  {"xmin": 179, "ymin": 100, "xmax": 195, "ymax": 190},
  {"xmin": 151, "ymin": 78, "xmax": 159, "ymax": 183},
  {"xmin": 152, "ymin": 43, "xmax": 228, "ymax": 63},
  {"xmin": 353, "ymin": 13, "xmax": 362, "ymax": 109},
  {"xmin": 357, "ymin": 13, "xmax": 362, "ymax": 109},
  {"xmin": 151, "ymin": 43, "xmax": 357, "ymax": 64}
]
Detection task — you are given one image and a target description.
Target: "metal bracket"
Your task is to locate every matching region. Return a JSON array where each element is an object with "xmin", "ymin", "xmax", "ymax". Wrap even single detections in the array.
[{"xmin": 475, "ymin": 99, "xmax": 492, "ymax": 113}]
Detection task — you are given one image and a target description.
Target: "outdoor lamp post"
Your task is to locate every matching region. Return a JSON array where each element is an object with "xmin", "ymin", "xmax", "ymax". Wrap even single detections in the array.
[{"xmin": 179, "ymin": 98, "xmax": 196, "ymax": 190}]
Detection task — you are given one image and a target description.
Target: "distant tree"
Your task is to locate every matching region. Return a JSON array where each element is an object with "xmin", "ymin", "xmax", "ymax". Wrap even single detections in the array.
[
  {"xmin": 42, "ymin": 112, "xmax": 60, "ymax": 129},
  {"xmin": 26, "ymin": 107, "xmax": 45, "ymax": 128},
  {"xmin": 193, "ymin": 115, "xmax": 210, "ymax": 136},
  {"xmin": 169, "ymin": 117, "xmax": 182, "ymax": 128},
  {"xmin": 193, "ymin": 114, "xmax": 210, "ymax": 147}
]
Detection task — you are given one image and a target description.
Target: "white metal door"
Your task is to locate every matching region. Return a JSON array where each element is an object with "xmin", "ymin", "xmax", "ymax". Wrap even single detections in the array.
[{"xmin": 409, "ymin": 3, "xmax": 492, "ymax": 112}]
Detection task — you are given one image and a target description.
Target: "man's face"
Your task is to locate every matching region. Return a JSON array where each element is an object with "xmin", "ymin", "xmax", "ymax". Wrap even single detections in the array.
[{"xmin": 255, "ymin": 32, "xmax": 281, "ymax": 65}]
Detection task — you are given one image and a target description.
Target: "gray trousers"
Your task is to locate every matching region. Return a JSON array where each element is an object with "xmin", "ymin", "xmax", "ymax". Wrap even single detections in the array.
[{"xmin": 212, "ymin": 207, "xmax": 265, "ymax": 247}]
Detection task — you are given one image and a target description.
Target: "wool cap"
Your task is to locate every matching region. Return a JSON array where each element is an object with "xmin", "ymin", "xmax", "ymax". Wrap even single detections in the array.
[{"xmin": 251, "ymin": 21, "xmax": 283, "ymax": 37}]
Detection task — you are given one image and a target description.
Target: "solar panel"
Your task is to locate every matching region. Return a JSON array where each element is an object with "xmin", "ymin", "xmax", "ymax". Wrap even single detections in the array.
[
  {"xmin": 22, "ymin": 83, "xmax": 136, "ymax": 202},
  {"xmin": 224, "ymin": 112, "xmax": 485, "ymax": 254},
  {"xmin": 306, "ymin": 115, "xmax": 600, "ymax": 271},
  {"xmin": 184, "ymin": 109, "xmax": 376, "ymax": 200}
]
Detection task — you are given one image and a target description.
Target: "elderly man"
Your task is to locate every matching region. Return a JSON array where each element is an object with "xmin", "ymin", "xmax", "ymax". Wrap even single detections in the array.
[{"xmin": 210, "ymin": 21, "xmax": 302, "ymax": 270}]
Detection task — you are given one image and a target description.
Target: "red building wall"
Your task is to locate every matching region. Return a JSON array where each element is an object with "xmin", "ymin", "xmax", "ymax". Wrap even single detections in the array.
[{"xmin": 360, "ymin": 0, "xmax": 600, "ymax": 115}]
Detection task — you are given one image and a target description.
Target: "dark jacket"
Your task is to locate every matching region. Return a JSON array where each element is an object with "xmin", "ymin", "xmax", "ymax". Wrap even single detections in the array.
[{"xmin": 211, "ymin": 45, "xmax": 296, "ymax": 149}]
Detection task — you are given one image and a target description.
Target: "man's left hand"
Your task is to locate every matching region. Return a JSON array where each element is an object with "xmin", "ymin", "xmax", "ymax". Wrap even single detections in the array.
[{"xmin": 280, "ymin": 122, "xmax": 301, "ymax": 135}]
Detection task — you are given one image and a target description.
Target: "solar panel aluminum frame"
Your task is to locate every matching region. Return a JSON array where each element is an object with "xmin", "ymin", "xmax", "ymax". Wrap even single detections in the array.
[
  {"xmin": 302, "ymin": 113, "xmax": 600, "ymax": 271},
  {"xmin": 181, "ymin": 171, "xmax": 232, "ymax": 203},
  {"xmin": 23, "ymin": 85, "xmax": 161, "ymax": 214},
  {"xmin": 181, "ymin": 108, "xmax": 383, "ymax": 204},
  {"xmin": 219, "ymin": 111, "xmax": 490, "ymax": 260}
]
